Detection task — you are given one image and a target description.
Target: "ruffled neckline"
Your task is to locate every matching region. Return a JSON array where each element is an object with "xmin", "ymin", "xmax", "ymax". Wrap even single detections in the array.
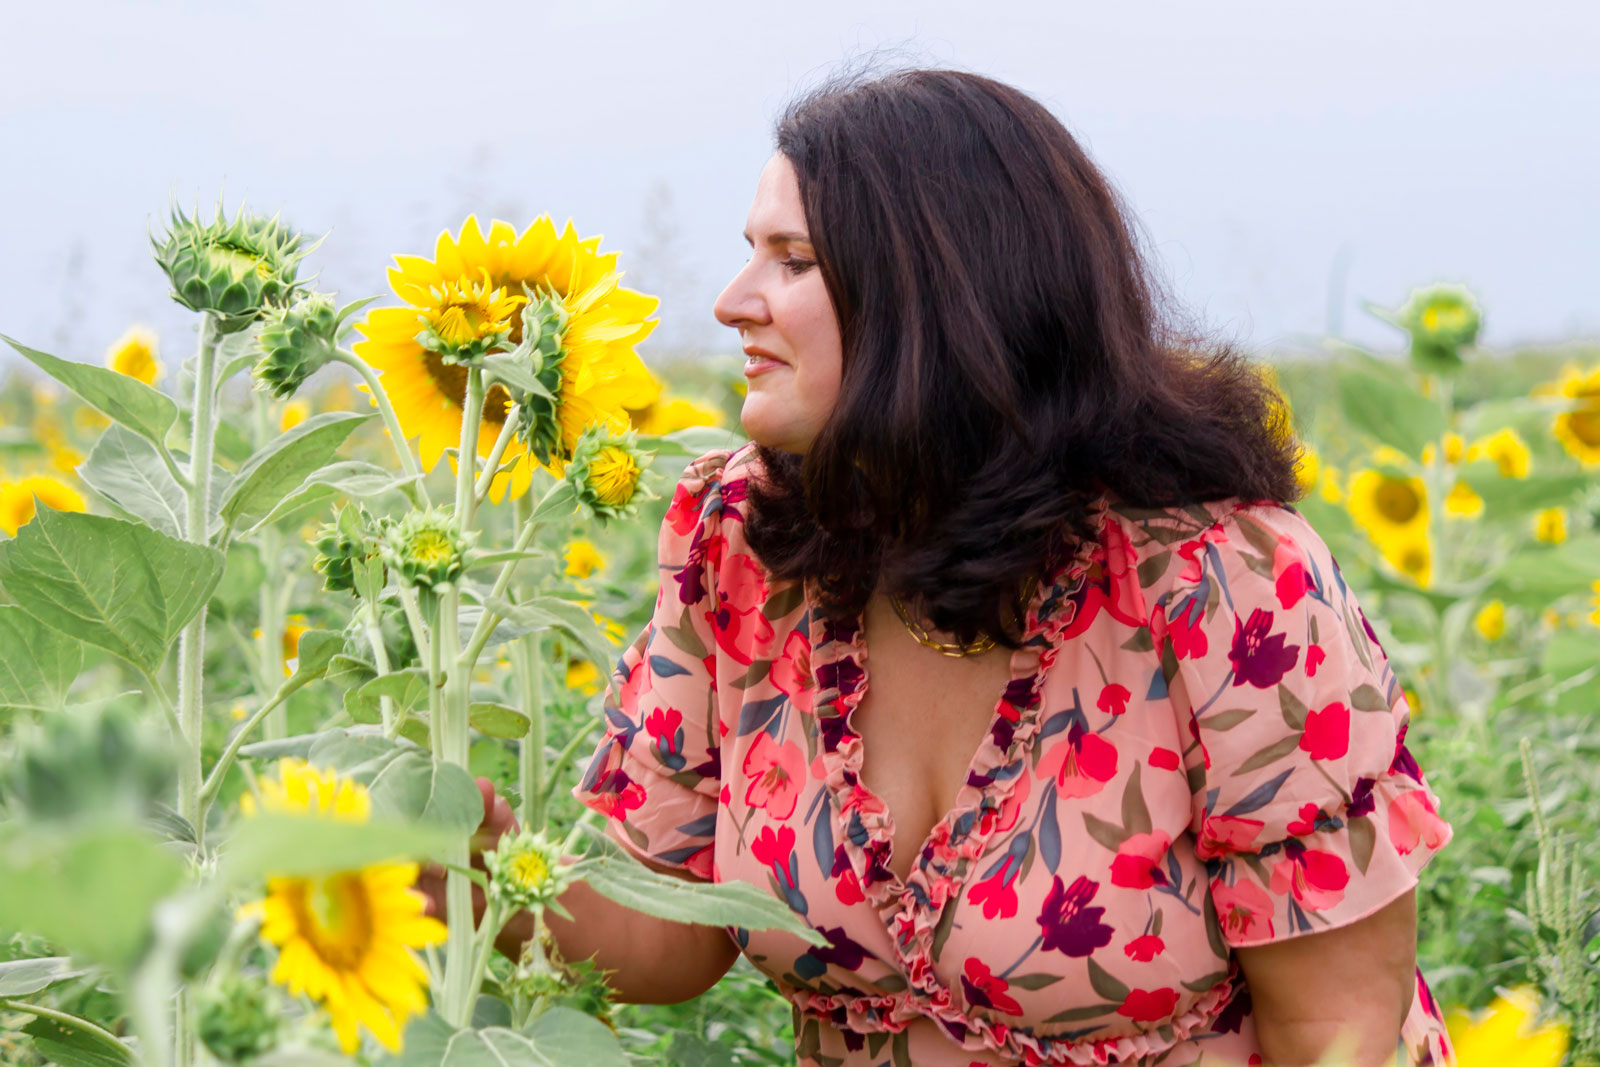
[{"xmin": 805, "ymin": 495, "xmax": 1111, "ymax": 978}]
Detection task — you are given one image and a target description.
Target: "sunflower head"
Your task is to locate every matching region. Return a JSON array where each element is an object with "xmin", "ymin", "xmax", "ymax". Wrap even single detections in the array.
[
  {"xmin": 1347, "ymin": 465, "xmax": 1428, "ymax": 536},
  {"xmin": 1445, "ymin": 987, "xmax": 1568, "ymax": 1067},
  {"xmin": 0, "ymin": 475, "xmax": 88, "ymax": 537},
  {"xmin": 197, "ymin": 973, "xmax": 282, "ymax": 1063},
  {"xmin": 562, "ymin": 538, "xmax": 605, "ymax": 579},
  {"xmin": 483, "ymin": 829, "xmax": 574, "ymax": 912},
  {"xmin": 252, "ymin": 292, "xmax": 365, "ymax": 399},
  {"xmin": 1541, "ymin": 363, "xmax": 1600, "ymax": 467},
  {"xmin": 1388, "ymin": 283, "xmax": 1481, "ymax": 374},
  {"xmin": 1444, "ymin": 480, "xmax": 1484, "ymax": 520},
  {"xmin": 1386, "ymin": 532, "xmax": 1434, "ymax": 588},
  {"xmin": 1534, "ymin": 507, "xmax": 1568, "ymax": 544},
  {"xmin": 1473, "ymin": 600, "xmax": 1507, "ymax": 643},
  {"xmin": 380, "ymin": 507, "xmax": 473, "ymax": 591},
  {"xmin": 153, "ymin": 200, "xmax": 311, "ymax": 332},
  {"xmin": 240, "ymin": 758, "xmax": 371, "ymax": 822},
  {"xmin": 414, "ymin": 270, "xmax": 525, "ymax": 365},
  {"xmin": 105, "ymin": 326, "xmax": 162, "ymax": 385},
  {"xmin": 565, "ymin": 425, "xmax": 655, "ymax": 522},
  {"xmin": 1467, "ymin": 427, "xmax": 1532, "ymax": 479}
]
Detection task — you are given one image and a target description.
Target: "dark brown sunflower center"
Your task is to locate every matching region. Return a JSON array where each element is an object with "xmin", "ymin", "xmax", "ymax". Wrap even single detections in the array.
[{"xmin": 1374, "ymin": 480, "xmax": 1422, "ymax": 525}]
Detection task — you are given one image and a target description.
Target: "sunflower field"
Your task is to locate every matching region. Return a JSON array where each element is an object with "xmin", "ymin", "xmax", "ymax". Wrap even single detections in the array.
[{"xmin": 0, "ymin": 205, "xmax": 1596, "ymax": 1067}]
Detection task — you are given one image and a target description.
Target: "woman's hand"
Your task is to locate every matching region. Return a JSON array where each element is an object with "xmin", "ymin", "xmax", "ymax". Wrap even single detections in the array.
[{"xmin": 415, "ymin": 777, "xmax": 521, "ymax": 944}]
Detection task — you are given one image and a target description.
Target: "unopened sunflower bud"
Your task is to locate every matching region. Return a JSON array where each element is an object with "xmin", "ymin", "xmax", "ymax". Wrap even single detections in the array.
[
  {"xmin": 252, "ymin": 293, "xmax": 341, "ymax": 398},
  {"xmin": 152, "ymin": 200, "xmax": 311, "ymax": 333},
  {"xmin": 565, "ymin": 424, "xmax": 654, "ymax": 521},
  {"xmin": 1393, "ymin": 283, "xmax": 1481, "ymax": 374},
  {"xmin": 312, "ymin": 504, "xmax": 382, "ymax": 594},
  {"xmin": 507, "ymin": 289, "xmax": 571, "ymax": 465},
  {"xmin": 414, "ymin": 270, "xmax": 524, "ymax": 366},
  {"xmin": 483, "ymin": 829, "xmax": 575, "ymax": 913},
  {"xmin": 380, "ymin": 507, "xmax": 474, "ymax": 590}
]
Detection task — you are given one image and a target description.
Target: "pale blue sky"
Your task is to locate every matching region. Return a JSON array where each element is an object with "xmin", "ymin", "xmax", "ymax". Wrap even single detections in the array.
[{"xmin": 2, "ymin": 0, "xmax": 1596, "ymax": 369}]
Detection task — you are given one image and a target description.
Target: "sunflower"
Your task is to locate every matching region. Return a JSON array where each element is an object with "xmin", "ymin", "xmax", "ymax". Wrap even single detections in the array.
[
  {"xmin": 105, "ymin": 327, "xmax": 162, "ymax": 385},
  {"xmin": 562, "ymin": 538, "xmax": 605, "ymax": 579},
  {"xmin": 631, "ymin": 395, "xmax": 724, "ymax": 435},
  {"xmin": 240, "ymin": 760, "xmax": 445, "ymax": 1054},
  {"xmin": 353, "ymin": 217, "xmax": 659, "ymax": 501},
  {"xmin": 1539, "ymin": 363, "xmax": 1600, "ymax": 467},
  {"xmin": 1444, "ymin": 480, "xmax": 1484, "ymax": 519},
  {"xmin": 1473, "ymin": 600, "xmax": 1506, "ymax": 642},
  {"xmin": 0, "ymin": 475, "xmax": 88, "ymax": 536},
  {"xmin": 1445, "ymin": 988, "xmax": 1568, "ymax": 1067},
  {"xmin": 1467, "ymin": 427, "xmax": 1531, "ymax": 478},
  {"xmin": 1534, "ymin": 507, "xmax": 1567, "ymax": 544},
  {"xmin": 1346, "ymin": 464, "xmax": 1428, "ymax": 539}
]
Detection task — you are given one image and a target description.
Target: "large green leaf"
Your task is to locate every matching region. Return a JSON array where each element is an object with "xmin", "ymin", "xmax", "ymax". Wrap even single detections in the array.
[
  {"xmin": 242, "ymin": 460, "xmax": 420, "ymax": 535},
  {"xmin": 1463, "ymin": 470, "xmax": 1593, "ymax": 515},
  {"xmin": 0, "ymin": 956, "xmax": 85, "ymax": 997},
  {"xmin": 388, "ymin": 1010, "xmax": 628, "ymax": 1067},
  {"xmin": 21, "ymin": 1014, "xmax": 133, "ymax": 1066},
  {"xmin": 2, "ymin": 335, "xmax": 177, "ymax": 449},
  {"xmin": 76, "ymin": 425, "xmax": 186, "ymax": 538},
  {"xmin": 1335, "ymin": 365, "xmax": 1445, "ymax": 460},
  {"xmin": 0, "ymin": 605, "xmax": 84, "ymax": 714},
  {"xmin": 478, "ymin": 596, "xmax": 615, "ymax": 671},
  {"xmin": 0, "ymin": 823, "xmax": 185, "ymax": 971},
  {"xmin": 639, "ymin": 426, "xmax": 744, "ymax": 458},
  {"xmin": 580, "ymin": 833, "xmax": 826, "ymax": 944},
  {"xmin": 219, "ymin": 412, "xmax": 371, "ymax": 527},
  {"xmin": 1492, "ymin": 539, "xmax": 1600, "ymax": 597},
  {"xmin": 0, "ymin": 509, "xmax": 225, "ymax": 675},
  {"xmin": 218, "ymin": 813, "xmax": 454, "ymax": 888}
]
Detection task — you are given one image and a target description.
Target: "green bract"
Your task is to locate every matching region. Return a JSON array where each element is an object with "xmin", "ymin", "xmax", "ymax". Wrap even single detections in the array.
[
  {"xmin": 380, "ymin": 507, "xmax": 474, "ymax": 590},
  {"xmin": 152, "ymin": 200, "xmax": 311, "ymax": 332},
  {"xmin": 564, "ymin": 424, "xmax": 655, "ymax": 522},
  {"xmin": 252, "ymin": 292, "xmax": 367, "ymax": 398},
  {"xmin": 509, "ymin": 289, "xmax": 571, "ymax": 465},
  {"xmin": 312, "ymin": 504, "xmax": 382, "ymax": 594}
]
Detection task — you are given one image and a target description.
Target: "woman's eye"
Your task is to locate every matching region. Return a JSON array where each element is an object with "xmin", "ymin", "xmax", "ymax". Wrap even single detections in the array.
[{"xmin": 782, "ymin": 257, "xmax": 814, "ymax": 276}]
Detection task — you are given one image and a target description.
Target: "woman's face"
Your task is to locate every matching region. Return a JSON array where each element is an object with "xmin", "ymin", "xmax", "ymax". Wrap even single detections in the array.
[{"xmin": 714, "ymin": 154, "xmax": 843, "ymax": 455}]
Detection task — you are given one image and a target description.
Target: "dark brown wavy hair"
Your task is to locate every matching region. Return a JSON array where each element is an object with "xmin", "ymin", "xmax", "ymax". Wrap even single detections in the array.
[{"xmin": 743, "ymin": 67, "xmax": 1301, "ymax": 650}]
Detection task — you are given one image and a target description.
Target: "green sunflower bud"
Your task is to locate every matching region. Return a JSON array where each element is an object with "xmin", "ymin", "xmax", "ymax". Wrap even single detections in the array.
[
  {"xmin": 152, "ymin": 200, "xmax": 314, "ymax": 333},
  {"xmin": 483, "ymin": 829, "xmax": 576, "ymax": 913},
  {"xmin": 252, "ymin": 293, "xmax": 370, "ymax": 398},
  {"xmin": 196, "ymin": 972, "xmax": 282, "ymax": 1063},
  {"xmin": 380, "ymin": 507, "xmax": 474, "ymax": 590},
  {"xmin": 312, "ymin": 504, "xmax": 382, "ymax": 594},
  {"xmin": 564, "ymin": 424, "xmax": 655, "ymax": 522},
  {"xmin": 1390, "ymin": 283, "xmax": 1482, "ymax": 375},
  {"xmin": 506, "ymin": 289, "xmax": 571, "ymax": 465}
]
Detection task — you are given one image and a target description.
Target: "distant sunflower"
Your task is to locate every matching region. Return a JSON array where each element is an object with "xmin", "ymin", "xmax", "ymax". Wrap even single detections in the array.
[
  {"xmin": 0, "ymin": 475, "xmax": 88, "ymax": 536},
  {"xmin": 1538, "ymin": 363, "xmax": 1600, "ymax": 467},
  {"xmin": 240, "ymin": 760, "xmax": 445, "ymax": 1054},
  {"xmin": 105, "ymin": 327, "xmax": 162, "ymax": 385},
  {"xmin": 1346, "ymin": 458, "xmax": 1433, "ymax": 586},
  {"xmin": 353, "ymin": 217, "xmax": 659, "ymax": 501}
]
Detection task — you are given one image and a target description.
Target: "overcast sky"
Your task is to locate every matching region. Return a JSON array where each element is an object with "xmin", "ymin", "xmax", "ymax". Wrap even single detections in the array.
[{"xmin": 2, "ymin": 0, "xmax": 1596, "ymax": 372}]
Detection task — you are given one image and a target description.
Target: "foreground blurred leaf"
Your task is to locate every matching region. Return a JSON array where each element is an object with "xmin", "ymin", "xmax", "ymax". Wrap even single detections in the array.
[
  {"xmin": 638, "ymin": 426, "xmax": 744, "ymax": 458},
  {"xmin": 0, "ymin": 604, "xmax": 84, "ymax": 714},
  {"xmin": 2, "ymin": 334, "xmax": 177, "ymax": 449},
  {"xmin": 218, "ymin": 813, "xmax": 453, "ymax": 888},
  {"xmin": 219, "ymin": 411, "xmax": 370, "ymax": 527},
  {"xmin": 388, "ymin": 1009, "xmax": 628, "ymax": 1066},
  {"xmin": 0, "ymin": 509, "xmax": 224, "ymax": 675},
  {"xmin": 0, "ymin": 823, "xmax": 185, "ymax": 971}
]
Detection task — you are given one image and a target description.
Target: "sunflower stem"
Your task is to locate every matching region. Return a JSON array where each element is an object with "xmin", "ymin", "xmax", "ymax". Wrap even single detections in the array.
[
  {"xmin": 249, "ymin": 392, "xmax": 289, "ymax": 740},
  {"xmin": 361, "ymin": 598, "xmax": 398, "ymax": 734},
  {"xmin": 457, "ymin": 368, "xmax": 484, "ymax": 528},
  {"xmin": 333, "ymin": 348, "xmax": 431, "ymax": 507},
  {"xmin": 474, "ymin": 403, "xmax": 522, "ymax": 506},
  {"xmin": 458, "ymin": 481, "xmax": 570, "ymax": 670},
  {"xmin": 463, "ymin": 896, "xmax": 503, "ymax": 1018},
  {"xmin": 0, "ymin": 1001, "xmax": 133, "ymax": 1061},
  {"xmin": 172, "ymin": 312, "xmax": 219, "ymax": 1067},
  {"xmin": 197, "ymin": 673, "xmax": 305, "ymax": 816}
]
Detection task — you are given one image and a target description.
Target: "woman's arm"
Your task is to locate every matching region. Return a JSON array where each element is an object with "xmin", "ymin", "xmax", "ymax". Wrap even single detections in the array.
[{"xmin": 1234, "ymin": 888, "xmax": 1417, "ymax": 1067}]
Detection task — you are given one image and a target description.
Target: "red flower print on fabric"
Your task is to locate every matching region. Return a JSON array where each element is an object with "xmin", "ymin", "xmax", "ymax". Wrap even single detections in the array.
[
  {"xmin": 1097, "ymin": 683, "xmax": 1132, "ymax": 716},
  {"xmin": 770, "ymin": 629, "xmax": 814, "ymax": 713},
  {"xmin": 961, "ymin": 957, "xmax": 1024, "ymax": 1016},
  {"xmin": 968, "ymin": 854, "xmax": 1022, "ymax": 921},
  {"xmin": 1036, "ymin": 875, "xmax": 1114, "ymax": 957},
  {"xmin": 1229, "ymin": 608, "xmax": 1301, "ymax": 688},
  {"xmin": 644, "ymin": 706, "xmax": 685, "ymax": 767},
  {"xmin": 1211, "ymin": 876, "xmax": 1275, "ymax": 942},
  {"xmin": 1286, "ymin": 802, "xmax": 1323, "ymax": 837},
  {"xmin": 1272, "ymin": 537, "xmax": 1313, "ymax": 609},
  {"xmin": 1035, "ymin": 721, "xmax": 1118, "ymax": 799},
  {"xmin": 1269, "ymin": 843, "xmax": 1350, "ymax": 911},
  {"xmin": 1123, "ymin": 933, "xmax": 1165, "ymax": 961},
  {"xmin": 1195, "ymin": 814, "xmax": 1265, "ymax": 860},
  {"xmin": 742, "ymin": 732, "xmax": 807, "ymax": 819},
  {"xmin": 1305, "ymin": 643, "xmax": 1326, "ymax": 676},
  {"xmin": 1110, "ymin": 831, "xmax": 1172, "ymax": 890},
  {"xmin": 590, "ymin": 765, "xmax": 646, "ymax": 822},
  {"xmin": 1118, "ymin": 987, "xmax": 1180, "ymax": 1022},
  {"xmin": 1298, "ymin": 701, "xmax": 1350, "ymax": 761},
  {"xmin": 1389, "ymin": 790, "xmax": 1451, "ymax": 855},
  {"xmin": 1148, "ymin": 746, "xmax": 1180, "ymax": 771}
]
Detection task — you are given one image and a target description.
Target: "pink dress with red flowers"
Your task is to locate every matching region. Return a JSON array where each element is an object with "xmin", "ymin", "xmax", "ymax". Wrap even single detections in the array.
[{"xmin": 572, "ymin": 446, "xmax": 1455, "ymax": 1067}]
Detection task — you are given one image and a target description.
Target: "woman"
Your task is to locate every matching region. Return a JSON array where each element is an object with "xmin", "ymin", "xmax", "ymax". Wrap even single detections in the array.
[{"xmin": 492, "ymin": 69, "xmax": 1455, "ymax": 1066}]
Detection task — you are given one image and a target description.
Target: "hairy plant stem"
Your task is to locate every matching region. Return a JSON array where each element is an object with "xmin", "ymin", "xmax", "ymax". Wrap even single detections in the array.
[
  {"xmin": 509, "ymin": 492, "xmax": 546, "ymax": 833},
  {"xmin": 361, "ymin": 598, "xmax": 398, "ymax": 734},
  {"xmin": 250, "ymin": 391, "xmax": 289, "ymax": 740},
  {"xmin": 332, "ymin": 348, "xmax": 431, "ymax": 507},
  {"xmin": 439, "ymin": 368, "xmax": 485, "ymax": 1027},
  {"xmin": 171, "ymin": 314, "xmax": 219, "ymax": 1067}
]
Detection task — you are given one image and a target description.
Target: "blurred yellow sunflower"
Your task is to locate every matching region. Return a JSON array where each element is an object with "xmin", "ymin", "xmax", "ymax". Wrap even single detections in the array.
[
  {"xmin": 1346, "ymin": 458, "xmax": 1433, "ymax": 586},
  {"xmin": 105, "ymin": 326, "xmax": 162, "ymax": 385},
  {"xmin": 1467, "ymin": 427, "xmax": 1531, "ymax": 478},
  {"xmin": 562, "ymin": 538, "xmax": 605, "ymax": 579},
  {"xmin": 1444, "ymin": 481, "xmax": 1484, "ymax": 519},
  {"xmin": 1533, "ymin": 507, "xmax": 1567, "ymax": 544},
  {"xmin": 566, "ymin": 659, "xmax": 602, "ymax": 697},
  {"xmin": 353, "ymin": 217, "xmax": 659, "ymax": 501},
  {"xmin": 280, "ymin": 399, "xmax": 311, "ymax": 432},
  {"xmin": 1446, "ymin": 988, "xmax": 1568, "ymax": 1067},
  {"xmin": 240, "ymin": 760, "xmax": 445, "ymax": 1054},
  {"xmin": 631, "ymin": 395, "xmax": 724, "ymax": 435},
  {"xmin": 1474, "ymin": 600, "xmax": 1506, "ymax": 642},
  {"xmin": 1539, "ymin": 363, "xmax": 1600, "ymax": 467},
  {"xmin": 0, "ymin": 475, "xmax": 88, "ymax": 536}
]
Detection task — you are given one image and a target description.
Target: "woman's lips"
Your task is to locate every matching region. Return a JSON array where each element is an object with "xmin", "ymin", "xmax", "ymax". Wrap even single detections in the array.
[{"xmin": 743, "ymin": 356, "xmax": 786, "ymax": 378}]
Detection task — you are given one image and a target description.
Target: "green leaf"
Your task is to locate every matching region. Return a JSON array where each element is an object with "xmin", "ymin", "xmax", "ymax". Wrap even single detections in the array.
[
  {"xmin": 579, "ymin": 833, "xmax": 827, "ymax": 945},
  {"xmin": 638, "ymin": 427, "xmax": 744, "ymax": 458},
  {"xmin": 0, "ymin": 605, "xmax": 84, "ymax": 714},
  {"xmin": 0, "ymin": 956, "xmax": 86, "ymax": 997},
  {"xmin": 387, "ymin": 1011, "xmax": 628, "ymax": 1067},
  {"xmin": 242, "ymin": 461, "xmax": 420, "ymax": 535},
  {"xmin": 219, "ymin": 412, "xmax": 370, "ymax": 527},
  {"xmin": 1492, "ymin": 539, "xmax": 1600, "ymax": 597},
  {"xmin": 76, "ymin": 425, "xmax": 186, "ymax": 538},
  {"xmin": 21, "ymin": 1014, "xmax": 132, "ymax": 1066},
  {"xmin": 325, "ymin": 654, "xmax": 378, "ymax": 691},
  {"xmin": 1463, "ymin": 471, "xmax": 1592, "ymax": 515},
  {"xmin": 2, "ymin": 335, "xmax": 177, "ymax": 449},
  {"xmin": 360, "ymin": 751, "xmax": 482, "ymax": 832},
  {"xmin": 1336, "ymin": 366, "xmax": 1445, "ymax": 460},
  {"xmin": 0, "ymin": 509, "xmax": 224, "ymax": 675},
  {"xmin": 470, "ymin": 702, "xmax": 530, "ymax": 739},
  {"xmin": 218, "ymin": 813, "xmax": 454, "ymax": 888},
  {"xmin": 0, "ymin": 824, "xmax": 185, "ymax": 971},
  {"xmin": 521, "ymin": 1007, "xmax": 629, "ymax": 1066},
  {"xmin": 357, "ymin": 669, "xmax": 433, "ymax": 714},
  {"xmin": 479, "ymin": 596, "xmax": 614, "ymax": 671},
  {"xmin": 291, "ymin": 630, "xmax": 345, "ymax": 682}
]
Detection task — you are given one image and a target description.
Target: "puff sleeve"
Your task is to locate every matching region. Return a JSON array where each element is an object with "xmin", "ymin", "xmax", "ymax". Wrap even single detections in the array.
[
  {"xmin": 1157, "ymin": 502, "xmax": 1451, "ymax": 948},
  {"xmin": 569, "ymin": 450, "xmax": 736, "ymax": 881}
]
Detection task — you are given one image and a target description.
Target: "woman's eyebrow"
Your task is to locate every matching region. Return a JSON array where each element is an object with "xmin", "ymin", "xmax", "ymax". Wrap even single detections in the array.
[{"xmin": 742, "ymin": 230, "xmax": 812, "ymax": 246}]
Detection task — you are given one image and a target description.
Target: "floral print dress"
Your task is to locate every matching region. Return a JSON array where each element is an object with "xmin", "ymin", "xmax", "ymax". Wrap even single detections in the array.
[{"xmin": 573, "ymin": 446, "xmax": 1455, "ymax": 1067}]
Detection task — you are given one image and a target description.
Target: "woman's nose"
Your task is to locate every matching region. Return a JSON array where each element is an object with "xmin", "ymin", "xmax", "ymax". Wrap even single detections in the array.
[{"xmin": 713, "ymin": 262, "xmax": 768, "ymax": 329}]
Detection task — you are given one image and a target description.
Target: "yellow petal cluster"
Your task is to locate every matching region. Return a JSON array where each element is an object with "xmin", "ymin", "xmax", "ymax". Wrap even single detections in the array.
[
  {"xmin": 562, "ymin": 538, "xmax": 606, "ymax": 579},
  {"xmin": 1445, "ymin": 988, "xmax": 1568, "ymax": 1067},
  {"xmin": 1467, "ymin": 427, "xmax": 1531, "ymax": 479},
  {"xmin": 353, "ymin": 217, "xmax": 659, "ymax": 501},
  {"xmin": 1345, "ymin": 454, "xmax": 1433, "ymax": 586},
  {"xmin": 240, "ymin": 760, "xmax": 444, "ymax": 1053},
  {"xmin": 1533, "ymin": 507, "xmax": 1567, "ymax": 544},
  {"xmin": 1473, "ymin": 600, "xmax": 1506, "ymax": 642},
  {"xmin": 105, "ymin": 326, "xmax": 162, "ymax": 385},
  {"xmin": 1538, "ymin": 363, "xmax": 1600, "ymax": 467},
  {"xmin": 0, "ymin": 475, "xmax": 88, "ymax": 536}
]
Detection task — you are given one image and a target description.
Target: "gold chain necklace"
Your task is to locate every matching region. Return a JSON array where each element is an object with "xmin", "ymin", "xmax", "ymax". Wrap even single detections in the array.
[{"xmin": 887, "ymin": 576, "xmax": 1040, "ymax": 658}]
